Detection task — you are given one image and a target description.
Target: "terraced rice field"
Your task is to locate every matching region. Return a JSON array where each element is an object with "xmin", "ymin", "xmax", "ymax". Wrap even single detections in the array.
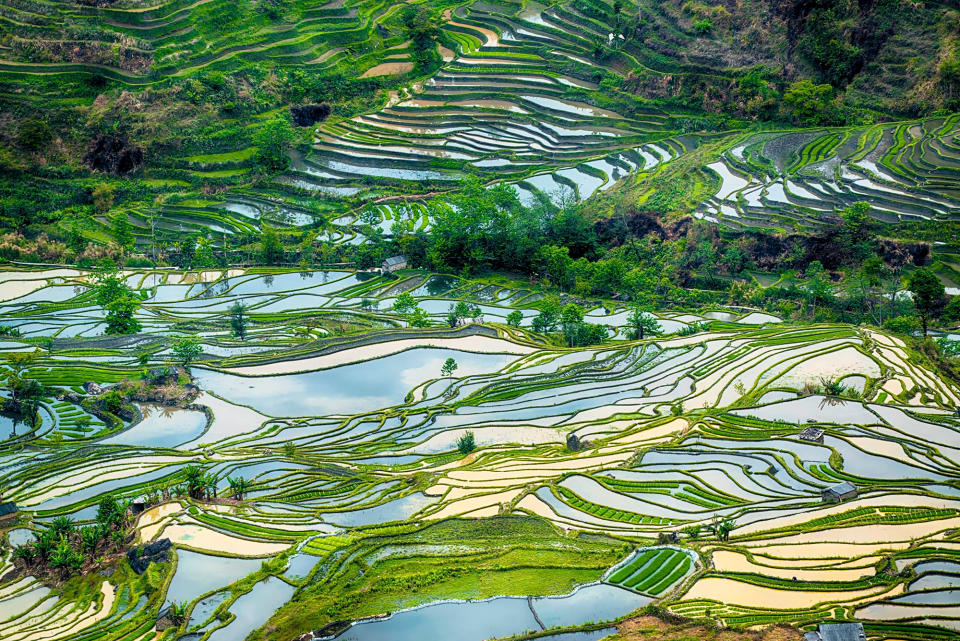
[
  {"xmin": 1, "ymin": 265, "xmax": 960, "ymax": 640},
  {"xmin": 696, "ymin": 118, "xmax": 960, "ymax": 232},
  {"xmin": 4, "ymin": 0, "xmax": 960, "ymax": 638},
  {"xmin": 14, "ymin": 0, "xmax": 954, "ymax": 248}
]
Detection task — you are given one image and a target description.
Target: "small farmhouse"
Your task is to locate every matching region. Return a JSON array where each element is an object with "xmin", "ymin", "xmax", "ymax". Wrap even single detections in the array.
[
  {"xmin": 0, "ymin": 501, "xmax": 19, "ymax": 525},
  {"xmin": 821, "ymin": 482, "xmax": 857, "ymax": 503},
  {"xmin": 798, "ymin": 426, "xmax": 825, "ymax": 443},
  {"xmin": 381, "ymin": 255, "xmax": 407, "ymax": 273}
]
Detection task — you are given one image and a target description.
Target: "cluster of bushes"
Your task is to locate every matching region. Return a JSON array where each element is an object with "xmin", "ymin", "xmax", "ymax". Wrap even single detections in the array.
[{"xmin": 12, "ymin": 496, "xmax": 130, "ymax": 578}]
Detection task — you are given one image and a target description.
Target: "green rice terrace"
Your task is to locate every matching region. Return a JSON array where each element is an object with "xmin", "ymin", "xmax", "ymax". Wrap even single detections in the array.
[
  {"xmin": 3, "ymin": 265, "xmax": 960, "ymax": 641},
  {"xmin": 5, "ymin": 0, "xmax": 960, "ymax": 640}
]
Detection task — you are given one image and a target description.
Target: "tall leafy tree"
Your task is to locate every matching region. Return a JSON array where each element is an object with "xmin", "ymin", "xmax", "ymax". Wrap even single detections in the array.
[
  {"xmin": 909, "ymin": 268, "xmax": 945, "ymax": 336},
  {"xmin": 230, "ymin": 302, "xmax": 248, "ymax": 340},
  {"xmin": 94, "ymin": 267, "xmax": 142, "ymax": 335},
  {"xmin": 171, "ymin": 335, "xmax": 202, "ymax": 368},
  {"xmin": 254, "ymin": 115, "xmax": 295, "ymax": 172}
]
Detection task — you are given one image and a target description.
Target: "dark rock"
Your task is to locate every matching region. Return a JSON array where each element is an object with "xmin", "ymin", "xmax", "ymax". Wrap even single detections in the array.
[
  {"xmin": 290, "ymin": 103, "xmax": 332, "ymax": 127},
  {"xmin": 314, "ymin": 620, "xmax": 351, "ymax": 638},
  {"xmin": 127, "ymin": 538, "xmax": 171, "ymax": 574},
  {"xmin": 83, "ymin": 134, "xmax": 144, "ymax": 175}
]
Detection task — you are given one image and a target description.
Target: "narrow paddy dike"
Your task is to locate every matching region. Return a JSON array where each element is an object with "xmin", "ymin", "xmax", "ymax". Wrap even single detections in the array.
[{"xmin": 2, "ymin": 267, "xmax": 960, "ymax": 641}]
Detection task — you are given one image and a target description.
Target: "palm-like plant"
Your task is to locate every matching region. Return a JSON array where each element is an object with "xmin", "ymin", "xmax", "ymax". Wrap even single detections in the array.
[
  {"xmin": 32, "ymin": 530, "xmax": 55, "ymax": 560},
  {"xmin": 183, "ymin": 465, "xmax": 206, "ymax": 499},
  {"xmin": 12, "ymin": 544, "xmax": 35, "ymax": 563},
  {"xmin": 50, "ymin": 516, "xmax": 75, "ymax": 538},
  {"xmin": 80, "ymin": 525, "xmax": 102, "ymax": 555},
  {"xmin": 49, "ymin": 537, "xmax": 82, "ymax": 575},
  {"xmin": 169, "ymin": 600, "xmax": 189, "ymax": 623},
  {"xmin": 204, "ymin": 474, "xmax": 218, "ymax": 499},
  {"xmin": 228, "ymin": 476, "xmax": 249, "ymax": 501}
]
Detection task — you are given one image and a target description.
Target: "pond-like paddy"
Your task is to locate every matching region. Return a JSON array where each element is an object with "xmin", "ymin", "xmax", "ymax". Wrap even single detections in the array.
[
  {"xmin": 101, "ymin": 404, "xmax": 208, "ymax": 449},
  {"xmin": 194, "ymin": 348, "xmax": 517, "ymax": 416},
  {"xmin": 334, "ymin": 583, "xmax": 647, "ymax": 641}
]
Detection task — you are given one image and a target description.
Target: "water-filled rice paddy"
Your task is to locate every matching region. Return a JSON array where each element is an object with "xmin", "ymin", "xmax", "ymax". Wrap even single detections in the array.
[{"xmin": 2, "ymin": 267, "xmax": 960, "ymax": 641}]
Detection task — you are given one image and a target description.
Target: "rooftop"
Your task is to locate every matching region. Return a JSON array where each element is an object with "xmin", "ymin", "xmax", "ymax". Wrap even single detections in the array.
[
  {"xmin": 799, "ymin": 426, "xmax": 825, "ymax": 440},
  {"xmin": 807, "ymin": 622, "xmax": 866, "ymax": 641},
  {"xmin": 825, "ymin": 482, "xmax": 857, "ymax": 495}
]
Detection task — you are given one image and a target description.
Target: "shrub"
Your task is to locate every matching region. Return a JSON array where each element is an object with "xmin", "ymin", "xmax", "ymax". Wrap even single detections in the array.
[
  {"xmin": 457, "ymin": 431, "xmax": 476, "ymax": 455},
  {"xmin": 693, "ymin": 18, "xmax": 712, "ymax": 35},
  {"xmin": 883, "ymin": 315, "xmax": 920, "ymax": 335}
]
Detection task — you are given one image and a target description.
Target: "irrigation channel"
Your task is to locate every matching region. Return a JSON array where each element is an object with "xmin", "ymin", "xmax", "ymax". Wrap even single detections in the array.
[{"xmin": 2, "ymin": 267, "xmax": 960, "ymax": 641}]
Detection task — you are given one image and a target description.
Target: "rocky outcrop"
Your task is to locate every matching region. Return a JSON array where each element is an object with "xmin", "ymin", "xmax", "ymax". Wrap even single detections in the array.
[
  {"xmin": 127, "ymin": 538, "xmax": 171, "ymax": 574},
  {"xmin": 83, "ymin": 134, "xmax": 143, "ymax": 174},
  {"xmin": 82, "ymin": 381, "xmax": 103, "ymax": 395},
  {"xmin": 290, "ymin": 103, "xmax": 332, "ymax": 127}
]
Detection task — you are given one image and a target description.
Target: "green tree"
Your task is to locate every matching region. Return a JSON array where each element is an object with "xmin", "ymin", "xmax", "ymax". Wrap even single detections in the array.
[
  {"xmin": 3, "ymin": 349, "xmax": 43, "ymax": 417},
  {"xmin": 682, "ymin": 524, "xmax": 701, "ymax": 540},
  {"xmin": 783, "ymin": 80, "xmax": 835, "ymax": 126},
  {"xmin": 259, "ymin": 227, "xmax": 284, "ymax": 264},
  {"xmin": 95, "ymin": 268, "xmax": 142, "ymax": 335},
  {"xmin": 193, "ymin": 235, "xmax": 215, "ymax": 267},
  {"xmin": 942, "ymin": 297, "xmax": 960, "ymax": 326},
  {"xmin": 908, "ymin": 268, "xmax": 945, "ymax": 336},
  {"xmin": 104, "ymin": 296, "xmax": 142, "ymax": 335},
  {"xmin": 506, "ymin": 310, "xmax": 523, "ymax": 328},
  {"xmin": 441, "ymin": 357, "xmax": 458, "ymax": 377},
  {"xmin": 408, "ymin": 306, "xmax": 431, "ymax": 327},
  {"xmin": 80, "ymin": 525, "xmax": 103, "ymax": 555},
  {"xmin": 693, "ymin": 18, "xmax": 712, "ymax": 34},
  {"xmin": 17, "ymin": 118, "xmax": 52, "ymax": 151},
  {"xmin": 538, "ymin": 245, "xmax": 573, "ymax": 290},
  {"xmin": 230, "ymin": 302, "xmax": 248, "ymax": 340},
  {"xmin": 254, "ymin": 115, "xmax": 296, "ymax": 172},
  {"xmin": 392, "ymin": 292, "xmax": 417, "ymax": 315},
  {"xmin": 51, "ymin": 516, "xmax": 75, "ymax": 538},
  {"xmin": 446, "ymin": 301, "xmax": 472, "ymax": 327},
  {"xmin": 113, "ymin": 214, "xmax": 134, "ymax": 252},
  {"xmin": 92, "ymin": 183, "xmax": 115, "ymax": 214},
  {"xmin": 626, "ymin": 307, "xmax": 662, "ymax": 340},
  {"xmin": 531, "ymin": 297, "xmax": 561, "ymax": 333},
  {"xmin": 171, "ymin": 335, "xmax": 202, "ymax": 367},
  {"xmin": 854, "ymin": 255, "xmax": 889, "ymax": 325},
  {"xmin": 560, "ymin": 303, "xmax": 585, "ymax": 347},
  {"xmin": 805, "ymin": 261, "xmax": 834, "ymax": 319},
  {"xmin": 401, "ymin": 5, "xmax": 440, "ymax": 70},
  {"xmin": 96, "ymin": 495, "xmax": 124, "ymax": 529},
  {"xmin": 169, "ymin": 601, "xmax": 189, "ymax": 624},
  {"xmin": 183, "ymin": 465, "xmax": 206, "ymax": 499}
]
